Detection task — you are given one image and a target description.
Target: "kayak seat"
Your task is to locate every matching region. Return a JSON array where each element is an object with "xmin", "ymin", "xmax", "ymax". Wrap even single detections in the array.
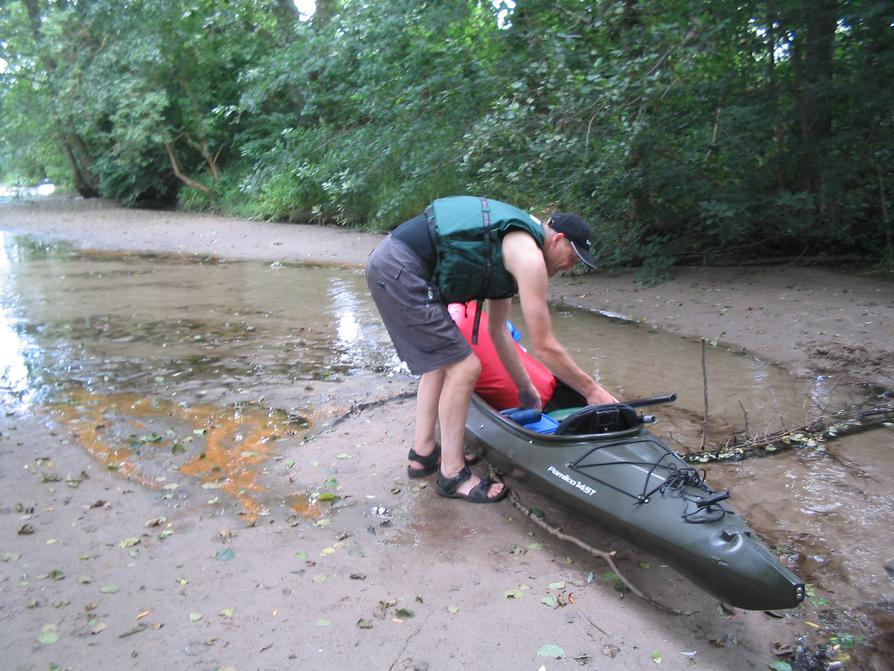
[
  {"xmin": 545, "ymin": 407, "xmax": 584, "ymax": 421},
  {"xmin": 553, "ymin": 403, "xmax": 640, "ymax": 436}
]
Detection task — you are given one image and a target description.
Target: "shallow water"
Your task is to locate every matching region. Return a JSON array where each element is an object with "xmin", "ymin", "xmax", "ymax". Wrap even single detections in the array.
[
  {"xmin": 0, "ymin": 234, "xmax": 403, "ymax": 412},
  {"xmin": 1, "ymin": 231, "xmax": 891, "ymax": 656},
  {"xmin": 544, "ymin": 305, "xmax": 864, "ymax": 449}
]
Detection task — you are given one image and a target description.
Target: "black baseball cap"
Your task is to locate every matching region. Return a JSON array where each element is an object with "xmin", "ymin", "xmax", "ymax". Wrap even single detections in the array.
[{"xmin": 548, "ymin": 213, "xmax": 596, "ymax": 270}]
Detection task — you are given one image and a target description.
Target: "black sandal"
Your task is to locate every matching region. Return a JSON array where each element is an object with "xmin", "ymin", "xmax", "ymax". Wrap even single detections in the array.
[
  {"xmin": 407, "ymin": 446, "xmax": 481, "ymax": 479},
  {"xmin": 407, "ymin": 446, "xmax": 440, "ymax": 479},
  {"xmin": 436, "ymin": 466, "xmax": 508, "ymax": 503}
]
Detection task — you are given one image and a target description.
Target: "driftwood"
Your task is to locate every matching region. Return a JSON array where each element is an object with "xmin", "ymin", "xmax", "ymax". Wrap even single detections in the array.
[{"xmin": 684, "ymin": 397, "xmax": 894, "ymax": 463}]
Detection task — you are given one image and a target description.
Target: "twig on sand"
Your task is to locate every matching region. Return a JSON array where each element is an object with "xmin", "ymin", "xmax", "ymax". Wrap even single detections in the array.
[
  {"xmin": 738, "ymin": 400, "xmax": 750, "ymax": 438},
  {"xmin": 388, "ymin": 612, "xmax": 431, "ymax": 671},
  {"xmin": 700, "ymin": 338, "xmax": 709, "ymax": 452},
  {"xmin": 325, "ymin": 390, "xmax": 417, "ymax": 430},
  {"xmin": 492, "ymin": 468, "xmax": 682, "ymax": 616}
]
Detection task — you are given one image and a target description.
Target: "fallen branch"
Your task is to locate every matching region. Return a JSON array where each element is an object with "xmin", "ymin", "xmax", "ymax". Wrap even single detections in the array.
[
  {"xmin": 491, "ymin": 467, "xmax": 682, "ymax": 616},
  {"xmin": 685, "ymin": 398, "xmax": 894, "ymax": 463}
]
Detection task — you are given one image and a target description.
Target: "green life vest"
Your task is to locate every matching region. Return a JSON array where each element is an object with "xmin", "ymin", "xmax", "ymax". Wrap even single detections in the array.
[{"xmin": 427, "ymin": 196, "xmax": 545, "ymax": 303}]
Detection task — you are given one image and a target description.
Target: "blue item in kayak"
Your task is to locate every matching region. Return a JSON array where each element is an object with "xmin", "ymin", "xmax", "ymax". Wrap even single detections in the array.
[{"xmin": 500, "ymin": 407, "xmax": 559, "ymax": 434}]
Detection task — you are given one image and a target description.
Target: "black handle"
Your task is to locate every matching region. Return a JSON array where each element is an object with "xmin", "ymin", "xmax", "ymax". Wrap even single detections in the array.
[
  {"xmin": 696, "ymin": 490, "xmax": 731, "ymax": 508},
  {"xmin": 623, "ymin": 393, "xmax": 677, "ymax": 409}
]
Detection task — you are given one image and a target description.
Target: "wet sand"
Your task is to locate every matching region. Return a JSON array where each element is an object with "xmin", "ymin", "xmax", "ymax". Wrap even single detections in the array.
[{"xmin": 1, "ymin": 196, "xmax": 893, "ymax": 670}]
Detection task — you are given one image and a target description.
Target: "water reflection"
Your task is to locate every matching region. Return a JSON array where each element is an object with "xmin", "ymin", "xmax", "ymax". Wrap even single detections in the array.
[{"xmin": 0, "ymin": 232, "xmax": 36, "ymax": 404}]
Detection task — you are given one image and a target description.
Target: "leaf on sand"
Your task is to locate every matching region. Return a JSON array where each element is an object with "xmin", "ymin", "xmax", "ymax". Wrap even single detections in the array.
[
  {"xmin": 768, "ymin": 662, "xmax": 793, "ymax": 671},
  {"xmin": 548, "ymin": 581, "xmax": 565, "ymax": 590},
  {"xmin": 447, "ymin": 606, "xmax": 459, "ymax": 614},
  {"xmin": 316, "ymin": 618, "xmax": 331, "ymax": 626},
  {"xmin": 651, "ymin": 650, "xmax": 663, "ymax": 664},
  {"xmin": 119, "ymin": 537, "xmax": 141, "ymax": 549},
  {"xmin": 357, "ymin": 618, "xmax": 373, "ymax": 629},
  {"xmin": 214, "ymin": 548, "xmax": 235, "ymax": 561},
  {"xmin": 101, "ymin": 584, "xmax": 120, "ymax": 594},
  {"xmin": 540, "ymin": 596, "xmax": 559, "ymax": 609},
  {"xmin": 504, "ymin": 589, "xmax": 523, "ymax": 599},
  {"xmin": 90, "ymin": 622, "xmax": 107, "ymax": 635},
  {"xmin": 189, "ymin": 612, "xmax": 202, "ymax": 622},
  {"xmin": 394, "ymin": 608, "xmax": 414, "ymax": 618},
  {"xmin": 294, "ymin": 551, "xmax": 308, "ymax": 560},
  {"xmin": 335, "ymin": 453, "xmax": 352, "ymax": 460},
  {"xmin": 219, "ymin": 608, "xmax": 235, "ymax": 618},
  {"xmin": 38, "ymin": 624, "xmax": 60, "ymax": 645},
  {"xmin": 536, "ymin": 644, "xmax": 565, "ymax": 658}
]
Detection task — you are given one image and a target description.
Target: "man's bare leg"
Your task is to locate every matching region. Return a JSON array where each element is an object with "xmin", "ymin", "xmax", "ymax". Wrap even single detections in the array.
[
  {"xmin": 437, "ymin": 353, "xmax": 504, "ymax": 498},
  {"xmin": 407, "ymin": 368, "xmax": 446, "ymax": 472}
]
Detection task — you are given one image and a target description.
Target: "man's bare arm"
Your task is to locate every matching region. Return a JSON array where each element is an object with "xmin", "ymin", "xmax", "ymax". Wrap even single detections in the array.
[
  {"xmin": 486, "ymin": 298, "xmax": 541, "ymax": 409},
  {"xmin": 501, "ymin": 231, "xmax": 616, "ymax": 405}
]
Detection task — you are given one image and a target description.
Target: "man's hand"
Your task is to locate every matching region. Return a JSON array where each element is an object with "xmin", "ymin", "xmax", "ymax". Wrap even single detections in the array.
[
  {"xmin": 518, "ymin": 384, "xmax": 542, "ymax": 411},
  {"xmin": 585, "ymin": 384, "xmax": 618, "ymax": 406}
]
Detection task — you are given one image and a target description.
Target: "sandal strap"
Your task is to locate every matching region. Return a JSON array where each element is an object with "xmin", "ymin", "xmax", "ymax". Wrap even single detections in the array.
[
  {"xmin": 436, "ymin": 466, "xmax": 472, "ymax": 495},
  {"xmin": 407, "ymin": 445, "xmax": 440, "ymax": 469},
  {"xmin": 466, "ymin": 477, "xmax": 495, "ymax": 502}
]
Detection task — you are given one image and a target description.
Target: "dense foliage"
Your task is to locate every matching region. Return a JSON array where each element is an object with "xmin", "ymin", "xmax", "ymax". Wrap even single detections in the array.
[{"xmin": 1, "ymin": 0, "xmax": 892, "ymax": 270}]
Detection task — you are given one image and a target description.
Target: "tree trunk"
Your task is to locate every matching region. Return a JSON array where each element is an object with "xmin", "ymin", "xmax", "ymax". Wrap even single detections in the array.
[
  {"xmin": 766, "ymin": 0, "xmax": 785, "ymax": 189},
  {"xmin": 789, "ymin": 0, "xmax": 837, "ymax": 212},
  {"xmin": 58, "ymin": 137, "xmax": 100, "ymax": 198}
]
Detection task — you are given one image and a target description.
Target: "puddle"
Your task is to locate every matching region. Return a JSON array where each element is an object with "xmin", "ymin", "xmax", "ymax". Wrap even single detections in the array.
[{"xmin": 1, "ymin": 232, "xmax": 404, "ymax": 522}]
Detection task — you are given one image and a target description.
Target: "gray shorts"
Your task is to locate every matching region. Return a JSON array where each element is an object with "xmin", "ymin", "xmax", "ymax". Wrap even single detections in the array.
[{"xmin": 366, "ymin": 235, "xmax": 471, "ymax": 375}]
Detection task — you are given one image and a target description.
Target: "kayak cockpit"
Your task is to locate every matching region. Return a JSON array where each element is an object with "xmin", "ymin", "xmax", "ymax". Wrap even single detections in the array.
[{"xmin": 491, "ymin": 394, "xmax": 677, "ymax": 442}]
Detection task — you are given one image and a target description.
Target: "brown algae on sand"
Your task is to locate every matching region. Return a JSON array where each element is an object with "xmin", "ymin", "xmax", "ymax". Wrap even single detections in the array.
[{"xmin": 43, "ymin": 388, "xmax": 312, "ymax": 523}]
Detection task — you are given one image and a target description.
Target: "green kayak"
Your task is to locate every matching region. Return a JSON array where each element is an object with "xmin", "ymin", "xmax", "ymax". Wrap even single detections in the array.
[{"xmin": 464, "ymin": 392, "xmax": 805, "ymax": 611}]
